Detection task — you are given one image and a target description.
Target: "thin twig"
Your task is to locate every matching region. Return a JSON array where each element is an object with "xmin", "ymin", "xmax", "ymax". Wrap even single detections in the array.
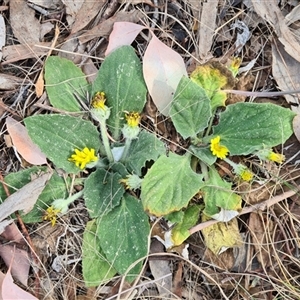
[{"xmin": 189, "ymin": 189, "xmax": 297, "ymax": 235}]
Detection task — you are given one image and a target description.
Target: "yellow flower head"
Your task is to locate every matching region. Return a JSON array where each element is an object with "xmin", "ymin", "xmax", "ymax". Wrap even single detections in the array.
[
  {"xmin": 240, "ymin": 169, "xmax": 253, "ymax": 181},
  {"xmin": 228, "ymin": 57, "xmax": 241, "ymax": 77},
  {"xmin": 125, "ymin": 112, "xmax": 141, "ymax": 127},
  {"xmin": 268, "ymin": 152, "xmax": 285, "ymax": 164},
  {"xmin": 210, "ymin": 136, "xmax": 229, "ymax": 159},
  {"xmin": 91, "ymin": 92, "xmax": 107, "ymax": 110},
  {"xmin": 68, "ymin": 147, "xmax": 98, "ymax": 169},
  {"xmin": 256, "ymin": 149, "xmax": 285, "ymax": 164},
  {"xmin": 233, "ymin": 164, "xmax": 253, "ymax": 181},
  {"xmin": 43, "ymin": 206, "xmax": 61, "ymax": 226}
]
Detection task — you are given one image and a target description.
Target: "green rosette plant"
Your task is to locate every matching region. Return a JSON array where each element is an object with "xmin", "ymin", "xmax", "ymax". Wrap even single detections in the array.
[{"xmin": 2, "ymin": 40, "xmax": 296, "ymax": 287}]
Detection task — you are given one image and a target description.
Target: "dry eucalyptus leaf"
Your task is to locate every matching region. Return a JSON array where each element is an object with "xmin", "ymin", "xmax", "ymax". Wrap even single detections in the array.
[
  {"xmin": 251, "ymin": 0, "xmax": 300, "ymax": 63},
  {"xmin": 6, "ymin": 116, "xmax": 47, "ymax": 165},
  {"xmin": 143, "ymin": 33, "xmax": 187, "ymax": 116},
  {"xmin": 0, "ymin": 74, "xmax": 27, "ymax": 90},
  {"xmin": 293, "ymin": 114, "xmax": 300, "ymax": 142},
  {"xmin": 10, "ymin": 0, "xmax": 41, "ymax": 44},
  {"xmin": 272, "ymin": 40, "xmax": 300, "ymax": 113},
  {"xmin": 285, "ymin": 4, "xmax": 300, "ymax": 25},
  {"xmin": 0, "ymin": 223, "xmax": 30, "ymax": 286},
  {"xmin": 149, "ymin": 239, "xmax": 172, "ymax": 297},
  {"xmin": 0, "ymin": 14, "xmax": 5, "ymax": 61},
  {"xmin": 61, "ymin": 0, "xmax": 84, "ymax": 26},
  {"xmin": 28, "ymin": 0, "xmax": 62, "ymax": 9},
  {"xmin": 70, "ymin": 0, "xmax": 105, "ymax": 35},
  {"xmin": 198, "ymin": 1, "xmax": 217, "ymax": 60},
  {"xmin": 248, "ymin": 212, "xmax": 274, "ymax": 268},
  {"xmin": 105, "ymin": 22, "xmax": 145, "ymax": 56},
  {"xmin": 2, "ymin": 42, "xmax": 51, "ymax": 65},
  {"xmin": 0, "ymin": 220, "xmax": 14, "ymax": 235},
  {"xmin": 0, "ymin": 264, "xmax": 38, "ymax": 300},
  {"xmin": 0, "ymin": 172, "xmax": 51, "ymax": 222},
  {"xmin": 79, "ymin": 10, "xmax": 144, "ymax": 44}
]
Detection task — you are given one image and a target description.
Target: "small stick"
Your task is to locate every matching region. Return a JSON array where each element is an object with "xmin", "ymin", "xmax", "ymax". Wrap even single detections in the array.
[
  {"xmin": 224, "ymin": 89, "xmax": 300, "ymax": 98},
  {"xmin": 189, "ymin": 189, "xmax": 297, "ymax": 235}
]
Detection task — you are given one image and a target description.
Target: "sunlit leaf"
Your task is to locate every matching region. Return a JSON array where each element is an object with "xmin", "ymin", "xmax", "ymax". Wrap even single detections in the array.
[
  {"xmin": 190, "ymin": 63, "xmax": 232, "ymax": 110},
  {"xmin": 171, "ymin": 205, "xmax": 201, "ymax": 246},
  {"xmin": 141, "ymin": 153, "xmax": 203, "ymax": 216},
  {"xmin": 24, "ymin": 115, "xmax": 101, "ymax": 174},
  {"xmin": 206, "ymin": 102, "xmax": 296, "ymax": 155}
]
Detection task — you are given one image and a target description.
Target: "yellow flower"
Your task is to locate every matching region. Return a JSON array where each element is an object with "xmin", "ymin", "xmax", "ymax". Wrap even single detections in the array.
[
  {"xmin": 43, "ymin": 206, "xmax": 61, "ymax": 226},
  {"xmin": 68, "ymin": 147, "xmax": 98, "ymax": 169},
  {"xmin": 256, "ymin": 149, "xmax": 285, "ymax": 164},
  {"xmin": 228, "ymin": 57, "xmax": 241, "ymax": 77},
  {"xmin": 91, "ymin": 92, "xmax": 107, "ymax": 110},
  {"xmin": 240, "ymin": 169, "xmax": 253, "ymax": 181},
  {"xmin": 268, "ymin": 152, "xmax": 285, "ymax": 164},
  {"xmin": 125, "ymin": 112, "xmax": 141, "ymax": 127},
  {"xmin": 232, "ymin": 163, "xmax": 253, "ymax": 181},
  {"xmin": 210, "ymin": 136, "xmax": 229, "ymax": 159}
]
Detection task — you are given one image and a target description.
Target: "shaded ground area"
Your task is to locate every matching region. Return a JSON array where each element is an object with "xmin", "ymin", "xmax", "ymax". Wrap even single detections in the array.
[{"xmin": 1, "ymin": 0, "xmax": 300, "ymax": 299}]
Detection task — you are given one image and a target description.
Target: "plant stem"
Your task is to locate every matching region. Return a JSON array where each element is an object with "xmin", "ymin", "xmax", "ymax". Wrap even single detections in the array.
[
  {"xmin": 204, "ymin": 108, "xmax": 217, "ymax": 138},
  {"xmin": 99, "ymin": 121, "xmax": 114, "ymax": 163},
  {"xmin": 67, "ymin": 190, "xmax": 84, "ymax": 205},
  {"xmin": 120, "ymin": 138, "xmax": 132, "ymax": 162},
  {"xmin": 199, "ymin": 161, "xmax": 209, "ymax": 181}
]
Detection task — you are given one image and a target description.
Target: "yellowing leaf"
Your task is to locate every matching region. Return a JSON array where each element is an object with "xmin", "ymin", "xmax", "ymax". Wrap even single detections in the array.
[
  {"xmin": 190, "ymin": 63, "xmax": 232, "ymax": 110},
  {"xmin": 201, "ymin": 216, "xmax": 242, "ymax": 255},
  {"xmin": 171, "ymin": 205, "xmax": 201, "ymax": 246}
]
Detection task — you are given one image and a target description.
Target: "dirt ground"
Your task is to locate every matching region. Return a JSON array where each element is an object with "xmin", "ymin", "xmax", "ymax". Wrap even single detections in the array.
[{"xmin": 1, "ymin": 0, "xmax": 300, "ymax": 299}]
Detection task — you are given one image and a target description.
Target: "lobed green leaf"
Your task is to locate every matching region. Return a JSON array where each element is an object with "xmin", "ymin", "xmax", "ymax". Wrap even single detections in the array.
[
  {"xmin": 24, "ymin": 115, "xmax": 101, "ymax": 174},
  {"xmin": 92, "ymin": 46, "xmax": 147, "ymax": 140},
  {"xmin": 97, "ymin": 194, "xmax": 150, "ymax": 282},
  {"xmin": 141, "ymin": 153, "xmax": 203, "ymax": 216},
  {"xmin": 170, "ymin": 76, "xmax": 211, "ymax": 139},
  {"xmin": 84, "ymin": 168, "xmax": 125, "ymax": 218},
  {"xmin": 208, "ymin": 102, "xmax": 296, "ymax": 155},
  {"xmin": 45, "ymin": 56, "xmax": 90, "ymax": 112},
  {"xmin": 82, "ymin": 220, "xmax": 116, "ymax": 286}
]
